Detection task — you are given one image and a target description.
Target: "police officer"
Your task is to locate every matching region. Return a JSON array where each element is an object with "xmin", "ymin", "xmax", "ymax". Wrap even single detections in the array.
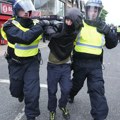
[
  {"xmin": 117, "ymin": 26, "xmax": 120, "ymax": 42},
  {"xmin": 46, "ymin": 8, "xmax": 83, "ymax": 120},
  {"xmin": 69, "ymin": 0, "xmax": 118, "ymax": 120},
  {"xmin": 1, "ymin": 0, "xmax": 48, "ymax": 120}
]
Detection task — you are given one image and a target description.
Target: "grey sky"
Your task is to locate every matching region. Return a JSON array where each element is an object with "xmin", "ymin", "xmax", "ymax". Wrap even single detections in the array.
[
  {"xmin": 84, "ymin": 0, "xmax": 120, "ymax": 25},
  {"xmin": 103, "ymin": 0, "xmax": 120, "ymax": 25}
]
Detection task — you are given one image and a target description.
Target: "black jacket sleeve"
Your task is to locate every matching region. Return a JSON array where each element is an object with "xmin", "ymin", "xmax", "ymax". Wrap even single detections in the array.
[
  {"xmin": 55, "ymin": 23, "xmax": 63, "ymax": 32},
  {"xmin": 3, "ymin": 20, "xmax": 43, "ymax": 45},
  {"xmin": 105, "ymin": 30, "xmax": 118, "ymax": 49}
]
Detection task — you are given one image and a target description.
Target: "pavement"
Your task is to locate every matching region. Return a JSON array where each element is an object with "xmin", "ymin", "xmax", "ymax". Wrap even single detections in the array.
[
  {"xmin": 0, "ymin": 42, "xmax": 120, "ymax": 120},
  {"xmin": 0, "ymin": 44, "xmax": 7, "ymax": 56}
]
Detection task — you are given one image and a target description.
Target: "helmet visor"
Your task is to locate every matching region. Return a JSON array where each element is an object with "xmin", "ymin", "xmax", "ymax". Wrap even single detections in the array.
[
  {"xmin": 85, "ymin": 6, "xmax": 101, "ymax": 21},
  {"xmin": 14, "ymin": 0, "xmax": 35, "ymax": 12}
]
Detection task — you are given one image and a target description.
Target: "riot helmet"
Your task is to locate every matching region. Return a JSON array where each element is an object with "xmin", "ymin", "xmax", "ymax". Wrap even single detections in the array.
[
  {"xmin": 12, "ymin": 0, "xmax": 35, "ymax": 17},
  {"xmin": 85, "ymin": 0, "xmax": 103, "ymax": 21}
]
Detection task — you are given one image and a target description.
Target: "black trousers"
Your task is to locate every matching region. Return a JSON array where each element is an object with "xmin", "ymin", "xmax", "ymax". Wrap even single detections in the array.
[
  {"xmin": 70, "ymin": 59, "xmax": 108, "ymax": 120},
  {"xmin": 8, "ymin": 57, "xmax": 40, "ymax": 119},
  {"xmin": 47, "ymin": 62, "xmax": 72, "ymax": 112}
]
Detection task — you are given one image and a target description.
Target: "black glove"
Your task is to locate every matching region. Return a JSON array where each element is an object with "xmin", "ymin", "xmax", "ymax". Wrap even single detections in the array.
[
  {"xmin": 75, "ymin": 16, "xmax": 84, "ymax": 30},
  {"xmin": 44, "ymin": 26, "xmax": 57, "ymax": 35},
  {"xmin": 39, "ymin": 20, "xmax": 50, "ymax": 29},
  {"xmin": 96, "ymin": 20, "xmax": 110, "ymax": 35},
  {"xmin": 49, "ymin": 21, "xmax": 63, "ymax": 31}
]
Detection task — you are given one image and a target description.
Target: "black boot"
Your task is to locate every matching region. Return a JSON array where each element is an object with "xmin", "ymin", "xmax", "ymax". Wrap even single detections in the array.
[
  {"xmin": 18, "ymin": 96, "xmax": 24, "ymax": 102},
  {"xmin": 94, "ymin": 119, "xmax": 105, "ymax": 120},
  {"xmin": 60, "ymin": 107, "xmax": 70, "ymax": 120},
  {"xmin": 27, "ymin": 117, "xmax": 35, "ymax": 120},
  {"xmin": 49, "ymin": 111, "xmax": 56, "ymax": 120},
  {"xmin": 27, "ymin": 118, "xmax": 35, "ymax": 120}
]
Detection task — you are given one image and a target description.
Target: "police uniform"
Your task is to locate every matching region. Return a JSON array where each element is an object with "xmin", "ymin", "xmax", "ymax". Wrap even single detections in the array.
[
  {"xmin": 1, "ymin": 16, "xmax": 43, "ymax": 120},
  {"xmin": 69, "ymin": 20, "xmax": 118, "ymax": 120},
  {"xmin": 117, "ymin": 27, "xmax": 120, "ymax": 42},
  {"xmin": 69, "ymin": 0, "xmax": 118, "ymax": 119}
]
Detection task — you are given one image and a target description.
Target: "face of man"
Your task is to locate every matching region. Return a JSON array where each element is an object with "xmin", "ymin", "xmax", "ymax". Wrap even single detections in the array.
[
  {"xmin": 87, "ymin": 7, "xmax": 99, "ymax": 21},
  {"xmin": 18, "ymin": 9, "xmax": 31, "ymax": 18},
  {"xmin": 65, "ymin": 19, "xmax": 73, "ymax": 26}
]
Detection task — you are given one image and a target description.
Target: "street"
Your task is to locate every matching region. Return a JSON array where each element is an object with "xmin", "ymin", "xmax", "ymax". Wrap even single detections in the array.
[{"xmin": 0, "ymin": 42, "xmax": 120, "ymax": 120}]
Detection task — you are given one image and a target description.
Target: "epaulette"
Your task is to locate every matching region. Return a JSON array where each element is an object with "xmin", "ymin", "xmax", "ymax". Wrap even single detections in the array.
[
  {"xmin": 3, "ymin": 19, "xmax": 12, "ymax": 27},
  {"xmin": 3, "ymin": 20, "xmax": 12, "ymax": 27}
]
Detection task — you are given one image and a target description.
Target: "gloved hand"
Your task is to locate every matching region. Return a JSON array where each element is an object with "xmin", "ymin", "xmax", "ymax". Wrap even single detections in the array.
[
  {"xmin": 49, "ymin": 20, "xmax": 55, "ymax": 26},
  {"xmin": 44, "ymin": 26, "xmax": 57, "ymax": 35},
  {"xmin": 75, "ymin": 16, "xmax": 84, "ymax": 30},
  {"xmin": 96, "ymin": 20, "xmax": 110, "ymax": 35},
  {"xmin": 39, "ymin": 20, "xmax": 50, "ymax": 29}
]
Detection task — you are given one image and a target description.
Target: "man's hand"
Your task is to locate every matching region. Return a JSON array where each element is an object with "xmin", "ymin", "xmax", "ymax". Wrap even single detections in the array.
[
  {"xmin": 39, "ymin": 20, "xmax": 50, "ymax": 28},
  {"xmin": 75, "ymin": 16, "xmax": 84, "ymax": 29},
  {"xmin": 96, "ymin": 20, "xmax": 110, "ymax": 35}
]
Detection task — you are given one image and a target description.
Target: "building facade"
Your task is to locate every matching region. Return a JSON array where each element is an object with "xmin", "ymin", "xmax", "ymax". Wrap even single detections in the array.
[
  {"xmin": 32, "ymin": 0, "xmax": 85, "ymax": 16},
  {"xmin": 33, "ymin": 0, "xmax": 65, "ymax": 17},
  {"xmin": 0, "ymin": 0, "xmax": 12, "ymax": 45}
]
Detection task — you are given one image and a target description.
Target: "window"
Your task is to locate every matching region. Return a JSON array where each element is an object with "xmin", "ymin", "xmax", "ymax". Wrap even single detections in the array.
[{"xmin": 34, "ymin": 0, "xmax": 64, "ymax": 17}]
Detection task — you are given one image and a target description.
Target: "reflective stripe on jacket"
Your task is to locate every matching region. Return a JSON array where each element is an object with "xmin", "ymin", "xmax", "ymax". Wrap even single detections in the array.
[
  {"xmin": 74, "ymin": 22, "xmax": 105, "ymax": 55},
  {"xmin": 1, "ymin": 19, "xmax": 42, "ymax": 57}
]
